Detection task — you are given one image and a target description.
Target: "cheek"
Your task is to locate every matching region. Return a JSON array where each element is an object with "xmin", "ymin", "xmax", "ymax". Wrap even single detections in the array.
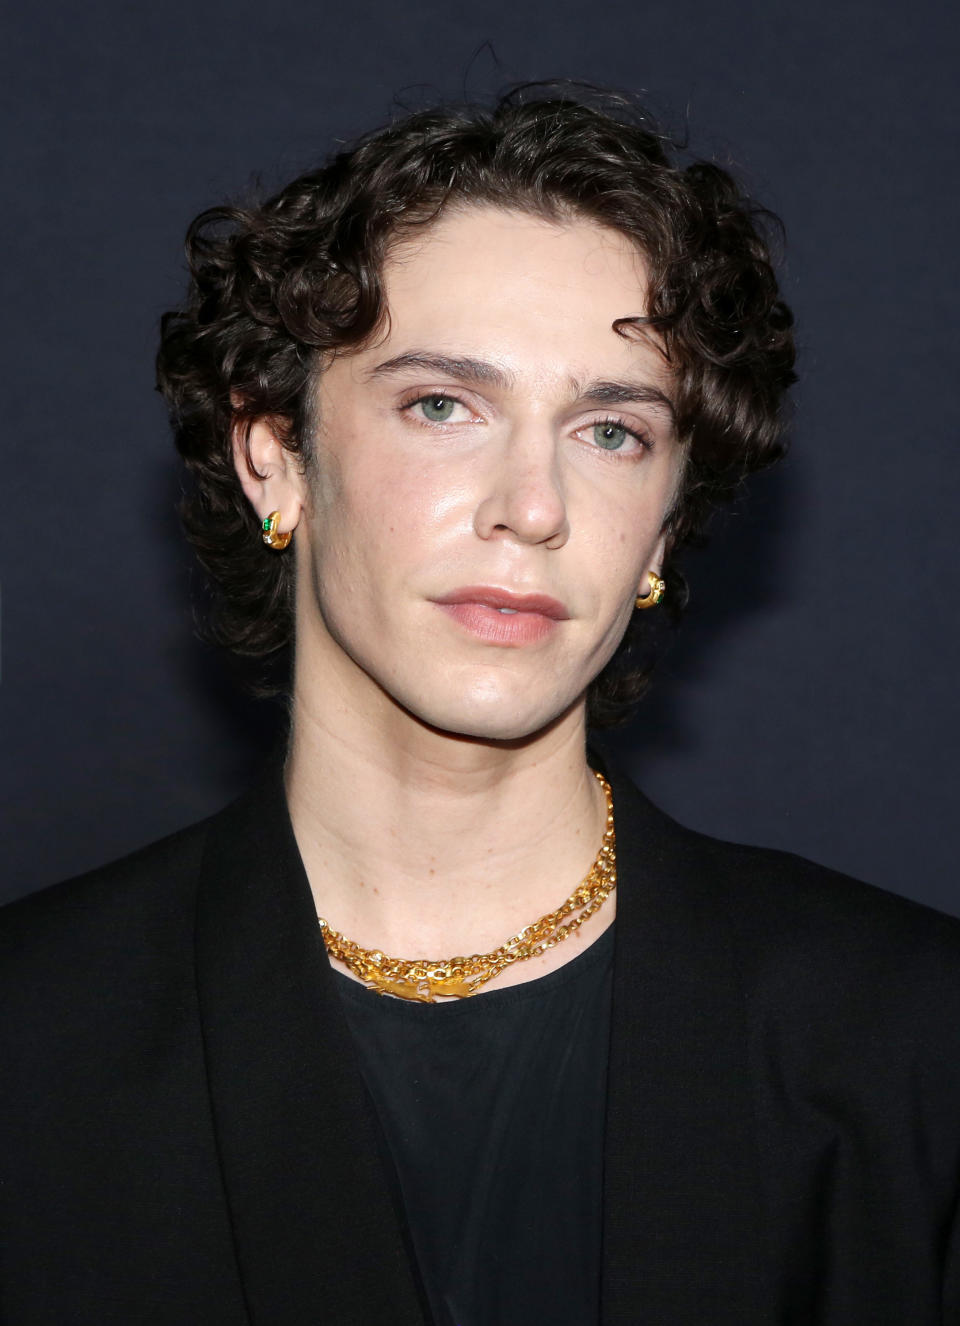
[
  {"xmin": 582, "ymin": 498, "xmax": 662, "ymax": 597},
  {"xmin": 341, "ymin": 441, "xmax": 477, "ymax": 544},
  {"xmin": 309, "ymin": 448, "xmax": 453, "ymax": 599},
  {"xmin": 310, "ymin": 433, "xmax": 386, "ymax": 538}
]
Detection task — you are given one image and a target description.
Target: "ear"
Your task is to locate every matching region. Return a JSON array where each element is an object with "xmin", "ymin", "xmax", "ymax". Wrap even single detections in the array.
[
  {"xmin": 231, "ymin": 416, "xmax": 308, "ymax": 538},
  {"xmin": 637, "ymin": 531, "xmax": 669, "ymax": 598}
]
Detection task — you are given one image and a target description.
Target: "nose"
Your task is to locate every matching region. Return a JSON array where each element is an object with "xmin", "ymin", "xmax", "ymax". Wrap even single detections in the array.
[{"xmin": 473, "ymin": 425, "xmax": 570, "ymax": 550}]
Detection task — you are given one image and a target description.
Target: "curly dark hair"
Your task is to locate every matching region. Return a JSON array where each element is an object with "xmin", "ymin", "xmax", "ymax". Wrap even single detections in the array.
[{"xmin": 157, "ymin": 83, "xmax": 795, "ymax": 727}]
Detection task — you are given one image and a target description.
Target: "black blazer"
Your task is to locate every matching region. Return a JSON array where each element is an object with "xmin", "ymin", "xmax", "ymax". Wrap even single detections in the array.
[{"xmin": 3, "ymin": 757, "xmax": 960, "ymax": 1325}]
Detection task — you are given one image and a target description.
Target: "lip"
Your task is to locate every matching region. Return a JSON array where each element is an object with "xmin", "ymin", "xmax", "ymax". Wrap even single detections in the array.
[
  {"xmin": 431, "ymin": 586, "xmax": 569, "ymax": 648},
  {"xmin": 432, "ymin": 587, "xmax": 570, "ymax": 619}
]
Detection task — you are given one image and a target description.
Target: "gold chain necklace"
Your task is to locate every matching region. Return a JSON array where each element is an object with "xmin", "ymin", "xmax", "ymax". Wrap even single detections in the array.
[{"xmin": 318, "ymin": 770, "xmax": 616, "ymax": 1003}]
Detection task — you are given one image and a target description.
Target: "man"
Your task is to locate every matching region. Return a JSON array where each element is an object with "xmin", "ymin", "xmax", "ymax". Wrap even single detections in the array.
[{"xmin": 3, "ymin": 87, "xmax": 959, "ymax": 1324}]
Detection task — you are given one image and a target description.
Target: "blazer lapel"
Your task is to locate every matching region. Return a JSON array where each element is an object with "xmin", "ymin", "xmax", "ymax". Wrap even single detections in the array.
[
  {"xmin": 600, "ymin": 763, "xmax": 766, "ymax": 1323},
  {"xmin": 194, "ymin": 756, "xmax": 428, "ymax": 1326}
]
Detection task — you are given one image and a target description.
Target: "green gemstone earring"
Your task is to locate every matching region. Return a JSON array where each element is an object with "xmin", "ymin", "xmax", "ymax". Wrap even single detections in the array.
[{"xmin": 261, "ymin": 511, "xmax": 292, "ymax": 550}]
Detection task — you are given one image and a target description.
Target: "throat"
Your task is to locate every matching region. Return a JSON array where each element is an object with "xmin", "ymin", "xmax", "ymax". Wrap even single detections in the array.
[
  {"xmin": 315, "ymin": 771, "xmax": 616, "ymax": 1003},
  {"xmin": 283, "ymin": 713, "xmax": 612, "ymax": 988}
]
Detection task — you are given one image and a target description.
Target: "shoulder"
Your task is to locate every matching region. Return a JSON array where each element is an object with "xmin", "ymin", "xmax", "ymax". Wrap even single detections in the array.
[
  {"xmin": 704, "ymin": 833, "xmax": 960, "ymax": 1036},
  {"xmin": 690, "ymin": 822, "xmax": 960, "ymax": 982},
  {"xmin": 672, "ymin": 824, "xmax": 960, "ymax": 1181},
  {"xmin": 0, "ymin": 807, "xmax": 238, "ymax": 1118},
  {"xmin": 0, "ymin": 810, "xmax": 223, "ymax": 1038},
  {"xmin": 607, "ymin": 762, "xmax": 960, "ymax": 1034},
  {"xmin": 1, "ymin": 815, "xmax": 211, "ymax": 957},
  {"xmin": 684, "ymin": 814, "xmax": 960, "ymax": 942}
]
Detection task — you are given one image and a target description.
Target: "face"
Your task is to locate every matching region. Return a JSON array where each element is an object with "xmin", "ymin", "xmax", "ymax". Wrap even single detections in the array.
[{"xmin": 290, "ymin": 206, "xmax": 683, "ymax": 742}]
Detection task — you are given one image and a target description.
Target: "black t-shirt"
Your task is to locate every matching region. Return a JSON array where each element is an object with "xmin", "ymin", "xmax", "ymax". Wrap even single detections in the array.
[{"xmin": 334, "ymin": 923, "xmax": 614, "ymax": 1326}]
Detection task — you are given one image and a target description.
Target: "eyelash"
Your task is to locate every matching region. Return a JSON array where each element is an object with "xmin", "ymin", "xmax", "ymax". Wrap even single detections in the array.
[{"xmin": 400, "ymin": 393, "xmax": 653, "ymax": 454}]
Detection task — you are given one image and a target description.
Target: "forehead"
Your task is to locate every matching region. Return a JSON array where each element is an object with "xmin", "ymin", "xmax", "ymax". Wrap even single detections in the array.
[{"xmin": 358, "ymin": 206, "xmax": 664, "ymax": 390}]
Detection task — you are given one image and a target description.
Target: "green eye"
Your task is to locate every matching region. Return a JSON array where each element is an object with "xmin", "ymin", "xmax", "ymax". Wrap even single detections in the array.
[
  {"xmin": 593, "ymin": 422, "xmax": 629, "ymax": 450},
  {"xmin": 420, "ymin": 395, "xmax": 456, "ymax": 422}
]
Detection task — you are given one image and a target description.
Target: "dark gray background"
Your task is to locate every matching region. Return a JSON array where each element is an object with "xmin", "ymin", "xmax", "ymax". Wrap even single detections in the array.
[{"xmin": 3, "ymin": 0, "xmax": 958, "ymax": 912}]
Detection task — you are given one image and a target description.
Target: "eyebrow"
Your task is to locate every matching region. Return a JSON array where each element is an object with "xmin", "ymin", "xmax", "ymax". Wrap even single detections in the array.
[
  {"xmin": 366, "ymin": 352, "xmax": 514, "ymax": 390},
  {"xmin": 365, "ymin": 351, "xmax": 677, "ymax": 426},
  {"xmin": 579, "ymin": 380, "xmax": 676, "ymax": 425}
]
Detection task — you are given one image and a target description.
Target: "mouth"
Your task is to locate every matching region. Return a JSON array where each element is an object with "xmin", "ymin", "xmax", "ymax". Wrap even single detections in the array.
[
  {"xmin": 432, "ymin": 587, "xmax": 570, "ymax": 619},
  {"xmin": 431, "ymin": 586, "xmax": 569, "ymax": 647}
]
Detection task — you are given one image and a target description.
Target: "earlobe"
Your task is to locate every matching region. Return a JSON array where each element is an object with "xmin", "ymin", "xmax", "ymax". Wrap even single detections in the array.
[
  {"xmin": 634, "ymin": 534, "xmax": 669, "ymax": 610},
  {"xmin": 230, "ymin": 416, "xmax": 305, "ymax": 537},
  {"xmin": 639, "ymin": 533, "xmax": 668, "ymax": 592}
]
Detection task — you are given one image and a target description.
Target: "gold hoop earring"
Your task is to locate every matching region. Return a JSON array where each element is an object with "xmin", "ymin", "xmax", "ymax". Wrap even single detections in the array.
[
  {"xmin": 635, "ymin": 572, "xmax": 665, "ymax": 610},
  {"xmin": 261, "ymin": 511, "xmax": 292, "ymax": 550}
]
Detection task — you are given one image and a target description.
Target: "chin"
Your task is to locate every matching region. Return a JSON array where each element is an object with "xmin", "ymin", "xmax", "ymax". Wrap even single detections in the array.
[{"xmin": 399, "ymin": 682, "xmax": 582, "ymax": 745}]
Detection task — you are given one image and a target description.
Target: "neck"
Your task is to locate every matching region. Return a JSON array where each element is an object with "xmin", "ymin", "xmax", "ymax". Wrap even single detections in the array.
[{"xmin": 283, "ymin": 675, "xmax": 609, "ymax": 970}]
